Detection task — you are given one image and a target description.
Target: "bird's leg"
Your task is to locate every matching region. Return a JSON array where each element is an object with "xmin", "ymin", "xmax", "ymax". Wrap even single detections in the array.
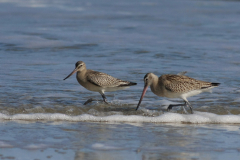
[
  {"xmin": 83, "ymin": 98, "xmax": 95, "ymax": 105},
  {"xmin": 167, "ymin": 102, "xmax": 187, "ymax": 112},
  {"xmin": 185, "ymin": 101, "xmax": 194, "ymax": 114},
  {"xmin": 83, "ymin": 98, "xmax": 108, "ymax": 105},
  {"xmin": 167, "ymin": 101, "xmax": 194, "ymax": 114},
  {"xmin": 83, "ymin": 93, "xmax": 109, "ymax": 105},
  {"xmin": 100, "ymin": 93, "xmax": 109, "ymax": 104},
  {"xmin": 181, "ymin": 105, "xmax": 188, "ymax": 114}
]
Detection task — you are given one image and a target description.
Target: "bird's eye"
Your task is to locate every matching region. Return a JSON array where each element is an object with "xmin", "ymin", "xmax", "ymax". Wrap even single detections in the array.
[
  {"xmin": 145, "ymin": 78, "xmax": 148, "ymax": 81},
  {"xmin": 78, "ymin": 64, "xmax": 82, "ymax": 68}
]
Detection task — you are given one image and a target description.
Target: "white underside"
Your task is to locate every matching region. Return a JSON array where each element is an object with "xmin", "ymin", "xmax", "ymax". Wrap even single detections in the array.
[
  {"xmin": 180, "ymin": 87, "xmax": 215, "ymax": 102},
  {"xmin": 101, "ymin": 86, "xmax": 130, "ymax": 93},
  {"xmin": 85, "ymin": 86, "xmax": 130, "ymax": 94}
]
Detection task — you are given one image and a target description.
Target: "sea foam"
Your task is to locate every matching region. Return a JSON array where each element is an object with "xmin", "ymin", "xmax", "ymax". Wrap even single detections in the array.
[{"xmin": 0, "ymin": 112, "xmax": 240, "ymax": 124}]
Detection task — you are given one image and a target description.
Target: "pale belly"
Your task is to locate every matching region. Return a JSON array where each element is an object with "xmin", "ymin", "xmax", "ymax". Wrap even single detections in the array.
[
  {"xmin": 78, "ymin": 80, "xmax": 129, "ymax": 93},
  {"xmin": 153, "ymin": 88, "xmax": 205, "ymax": 99}
]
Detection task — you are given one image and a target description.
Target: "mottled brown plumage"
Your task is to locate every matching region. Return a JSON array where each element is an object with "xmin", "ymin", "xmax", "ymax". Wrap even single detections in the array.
[
  {"xmin": 162, "ymin": 74, "xmax": 214, "ymax": 93},
  {"xmin": 136, "ymin": 73, "xmax": 220, "ymax": 114},
  {"xmin": 64, "ymin": 61, "xmax": 137, "ymax": 104},
  {"xmin": 86, "ymin": 70, "xmax": 132, "ymax": 87}
]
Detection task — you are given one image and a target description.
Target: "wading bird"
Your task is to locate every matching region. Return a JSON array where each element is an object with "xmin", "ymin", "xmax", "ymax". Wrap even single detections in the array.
[
  {"xmin": 136, "ymin": 72, "xmax": 220, "ymax": 114},
  {"xmin": 64, "ymin": 61, "xmax": 137, "ymax": 105}
]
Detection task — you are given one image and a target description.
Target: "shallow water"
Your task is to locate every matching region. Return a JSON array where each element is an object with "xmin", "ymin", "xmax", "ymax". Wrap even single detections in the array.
[
  {"xmin": 0, "ymin": 0, "xmax": 240, "ymax": 159},
  {"xmin": 1, "ymin": 121, "xmax": 240, "ymax": 160}
]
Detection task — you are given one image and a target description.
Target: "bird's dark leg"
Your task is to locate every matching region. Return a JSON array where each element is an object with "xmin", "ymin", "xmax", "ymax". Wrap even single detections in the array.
[
  {"xmin": 167, "ymin": 101, "xmax": 194, "ymax": 114},
  {"xmin": 186, "ymin": 101, "xmax": 194, "ymax": 114},
  {"xmin": 83, "ymin": 98, "xmax": 95, "ymax": 105},
  {"xmin": 100, "ymin": 93, "xmax": 109, "ymax": 104},
  {"xmin": 83, "ymin": 93, "xmax": 109, "ymax": 105},
  {"xmin": 167, "ymin": 102, "xmax": 187, "ymax": 112},
  {"xmin": 83, "ymin": 97, "xmax": 108, "ymax": 105}
]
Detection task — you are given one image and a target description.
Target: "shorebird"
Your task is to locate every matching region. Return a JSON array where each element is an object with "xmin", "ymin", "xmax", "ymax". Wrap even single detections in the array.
[
  {"xmin": 63, "ymin": 61, "xmax": 137, "ymax": 105},
  {"xmin": 135, "ymin": 72, "xmax": 220, "ymax": 114}
]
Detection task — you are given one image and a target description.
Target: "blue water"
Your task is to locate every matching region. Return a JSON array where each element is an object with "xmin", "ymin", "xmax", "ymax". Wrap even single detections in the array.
[{"xmin": 1, "ymin": 0, "xmax": 240, "ymax": 159}]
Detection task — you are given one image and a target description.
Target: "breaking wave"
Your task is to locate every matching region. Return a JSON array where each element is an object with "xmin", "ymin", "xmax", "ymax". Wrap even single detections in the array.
[{"xmin": 0, "ymin": 112, "xmax": 240, "ymax": 124}]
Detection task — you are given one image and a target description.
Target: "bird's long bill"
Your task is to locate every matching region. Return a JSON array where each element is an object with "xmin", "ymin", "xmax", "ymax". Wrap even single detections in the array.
[
  {"xmin": 63, "ymin": 68, "xmax": 77, "ymax": 80},
  {"xmin": 136, "ymin": 84, "xmax": 148, "ymax": 110}
]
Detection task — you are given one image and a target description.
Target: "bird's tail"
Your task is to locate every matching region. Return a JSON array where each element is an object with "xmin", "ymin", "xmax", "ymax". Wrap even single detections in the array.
[
  {"xmin": 201, "ymin": 82, "xmax": 220, "ymax": 93},
  {"xmin": 128, "ymin": 82, "xmax": 137, "ymax": 86},
  {"xmin": 211, "ymin": 83, "xmax": 220, "ymax": 86},
  {"xmin": 118, "ymin": 81, "xmax": 137, "ymax": 87}
]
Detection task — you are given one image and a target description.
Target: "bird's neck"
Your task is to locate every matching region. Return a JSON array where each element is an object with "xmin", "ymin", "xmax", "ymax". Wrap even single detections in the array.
[
  {"xmin": 76, "ymin": 69, "xmax": 87, "ymax": 81},
  {"xmin": 150, "ymin": 74, "xmax": 163, "ymax": 96}
]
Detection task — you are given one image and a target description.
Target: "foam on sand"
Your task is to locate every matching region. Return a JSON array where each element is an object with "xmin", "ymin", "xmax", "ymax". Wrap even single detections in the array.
[{"xmin": 0, "ymin": 112, "xmax": 240, "ymax": 124}]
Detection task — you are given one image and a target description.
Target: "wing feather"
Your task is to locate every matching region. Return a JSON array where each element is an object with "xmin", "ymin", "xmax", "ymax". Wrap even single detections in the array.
[
  {"xmin": 163, "ymin": 75, "xmax": 212, "ymax": 93},
  {"xmin": 86, "ymin": 70, "xmax": 131, "ymax": 87}
]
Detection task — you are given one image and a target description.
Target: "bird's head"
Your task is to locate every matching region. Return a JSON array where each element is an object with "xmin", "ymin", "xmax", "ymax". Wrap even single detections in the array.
[
  {"xmin": 63, "ymin": 61, "xmax": 86, "ymax": 80},
  {"xmin": 136, "ymin": 73, "xmax": 156, "ymax": 110}
]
